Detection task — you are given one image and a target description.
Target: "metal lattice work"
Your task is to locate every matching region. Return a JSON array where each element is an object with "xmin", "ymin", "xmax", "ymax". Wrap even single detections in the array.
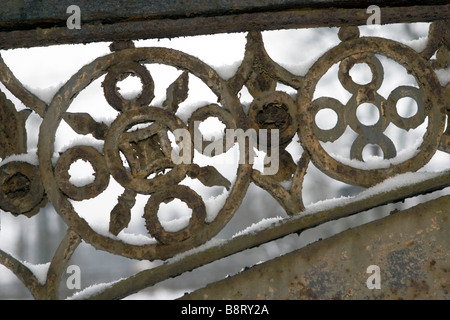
[{"xmin": 0, "ymin": 2, "xmax": 449, "ymax": 300}]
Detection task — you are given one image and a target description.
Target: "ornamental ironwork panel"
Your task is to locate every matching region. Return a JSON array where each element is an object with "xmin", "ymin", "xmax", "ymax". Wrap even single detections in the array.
[{"xmin": 0, "ymin": 2, "xmax": 449, "ymax": 299}]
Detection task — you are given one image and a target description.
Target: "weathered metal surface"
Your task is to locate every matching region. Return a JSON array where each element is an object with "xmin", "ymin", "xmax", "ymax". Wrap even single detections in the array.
[
  {"xmin": 33, "ymin": 45, "xmax": 252, "ymax": 262},
  {"xmin": 183, "ymin": 195, "xmax": 450, "ymax": 300},
  {"xmin": 89, "ymin": 171, "xmax": 450, "ymax": 300},
  {"xmin": 54, "ymin": 146, "xmax": 110, "ymax": 201},
  {"xmin": 0, "ymin": 161, "xmax": 46, "ymax": 217},
  {"xmin": 2, "ymin": 1, "xmax": 448, "ymax": 30},
  {"xmin": 31, "ymin": 25, "xmax": 448, "ymax": 263},
  {"xmin": 299, "ymin": 26, "xmax": 447, "ymax": 187},
  {"xmin": 0, "ymin": 91, "xmax": 30, "ymax": 157},
  {"xmin": 0, "ymin": 2, "xmax": 449, "ymax": 49},
  {"xmin": 0, "ymin": 4, "xmax": 448, "ymax": 299}
]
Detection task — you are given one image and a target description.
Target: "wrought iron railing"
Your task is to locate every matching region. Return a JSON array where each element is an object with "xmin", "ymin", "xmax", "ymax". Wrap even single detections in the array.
[{"xmin": 0, "ymin": 1, "xmax": 448, "ymax": 299}]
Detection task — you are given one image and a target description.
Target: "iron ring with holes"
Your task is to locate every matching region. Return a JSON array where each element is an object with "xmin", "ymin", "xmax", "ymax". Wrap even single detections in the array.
[
  {"xmin": 298, "ymin": 37, "xmax": 446, "ymax": 187},
  {"xmin": 0, "ymin": 161, "xmax": 46, "ymax": 217},
  {"xmin": 102, "ymin": 61, "xmax": 155, "ymax": 112},
  {"xmin": 104, "ymin": 106, "xmax": 192, "ymax": 195},
  {"xmin": 143, "ymin": 185, "xmax": 206, "ymax": 245},
  {"xmin": 54, "ymin": 146, "xmax": 110, "ymax": 201}
]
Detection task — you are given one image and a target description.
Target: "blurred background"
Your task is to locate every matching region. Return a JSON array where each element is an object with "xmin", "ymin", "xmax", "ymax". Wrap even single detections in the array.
[{"xmin": 0, "ymin": 22, "xmax": 449, "ymax": 299}]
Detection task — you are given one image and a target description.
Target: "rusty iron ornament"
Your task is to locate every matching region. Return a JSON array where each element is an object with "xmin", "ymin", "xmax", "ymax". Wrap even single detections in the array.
[
  {"xmin": 37, "ymin": 47, "xmax": 252, "ymax": 261},
  {"xmin": 35, "ymin": 28, "xmax": 449, "ymax": 260},
  {"xmin": 102, "ymin": 60, "xmax": 155, "ymax": 112},
  {"xmin": 55, "ymin": 146, "xmax": 110, "ymax": 201},
  {"xmin": 298, "ymin": 34, "xmax": 447, "ymax": 187},
  {"xmin": 0, "ymin": 21, "xmax": 447, "ymax": 300},
  {"xmin": 143, "ymin": 185, "xmax": 207, "ymax": 245},
  {"xmin": 104, "ymin": 106, "xmax": 192, "ymax": 194},
  {"xmin": 0, "ymin": 161, "xmax": 46, "ymax": 217}
]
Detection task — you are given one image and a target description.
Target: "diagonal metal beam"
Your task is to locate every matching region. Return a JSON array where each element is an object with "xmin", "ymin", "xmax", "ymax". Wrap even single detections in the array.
[{"xmin": 87, "ymin": 170, "xmax": 450, "ymax": 300}]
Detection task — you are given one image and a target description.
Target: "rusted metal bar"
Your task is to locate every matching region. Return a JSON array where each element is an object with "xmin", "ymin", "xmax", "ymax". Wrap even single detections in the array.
[
  {"xmin": 88, "ymin": 171, "xmax": 450, "ymax": 300},
  {"xmin": 2, "ymin": 0, "xmax": 448, "ymax": 30},
  {"xmin": 182, "ymin": 194, "xmax": 450, "ymax": 300},
  {"xmin": 0, "ymin": 2, "xmax": 449, "ymax": 49}
]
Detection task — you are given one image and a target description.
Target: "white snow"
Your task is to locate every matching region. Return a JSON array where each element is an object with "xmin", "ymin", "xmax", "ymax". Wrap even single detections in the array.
[
  {"xmin": 329, "ymin": 137, "xmax": 423, "ymax": 170},
  {"xmin": 21, "ymin": 261, "xmax": 50, "ymax": 285},
  {"xmin": 279, "ymin": 179, "xmax": 293, "ymax": 190},
  {"xmin": 68, "ymin": 159, "xmax": 95, "ymax": 187},
  {"xmin": 403, "ymin": 36, "xmax": 429, "ymax": 53},
  {"xmin": 435, "ymin": 67, "xmax": 450, "ymax": 86},
  {"xmin": 204, "ymin": 189, "xmax": 229, "ymax": 223},
  {"xmin": 66, "ymin": 278, "xmax": 124, "ymax": 300},
  {"xmin": 213, "ymin": 61, "xmax": 242, "ymax": 80},
  {"xmin": 117, "ymin": 75, "xmax": 143, "ymax": 100},
  {"xmin": 121, "ymin": 90, "xmax": 143, "ymax": 100},
  {"xmin": 353, "ymin": 170, "xmax": 444, "ymax": 200},
  {"xmin": 168, "ymin": 238, "xmax": 226, "ymax": 264},
  {"xmin": 197, "ymin": 116, "xmax": 226, "ymax": 141},
  {"xmin": 0, "ymin": 249, "xmax": 50, "ymax": 286},
  {"xmin": 279, "ymin": 57, "xmax": 319, "ymax": 77},
  {"xmin": 158, "ymin": 198, "xmax": 192, "ymax": 232},
  {"xmin": 75, "ymin": 213, "xmax": 159, "ymax": 246},
  {"xmin": 226, "ymin": 170, "xmax": 447, "ymax": 241},
  {"xmin": 302, "ymin": 170, "xmax": 445, "ymax": 215},
  {"xmin": 160, "ymin": 216, "xmax": 191, "ymax": 233},
  {"xmin": 23, "ymin": 83, "xmax": 64, "ymax": 105},
  {"xmin": 175, "ymin": 100, "xmax": 215, "ymax": 123},
  {"xmin": 116, "ymin": 233, "xmax": 158, "ymax": 246},
  {"xmin": 0, "ymin": 148, "xmax": 39, "ymax": 165},
  {"xmin": 125, "ymin": 287, "xmax": 191, "ymax": 300},
  {"xmin": 232, "ymin": 216, "xmax": 283, "ymax": 238},
  {"xmin": 58, "ymin": 136, "xmax": 104, "ymax": 154},
  {"xmin": 68, "ymin": 175, "xmax": 96, "ymax": 188}
]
